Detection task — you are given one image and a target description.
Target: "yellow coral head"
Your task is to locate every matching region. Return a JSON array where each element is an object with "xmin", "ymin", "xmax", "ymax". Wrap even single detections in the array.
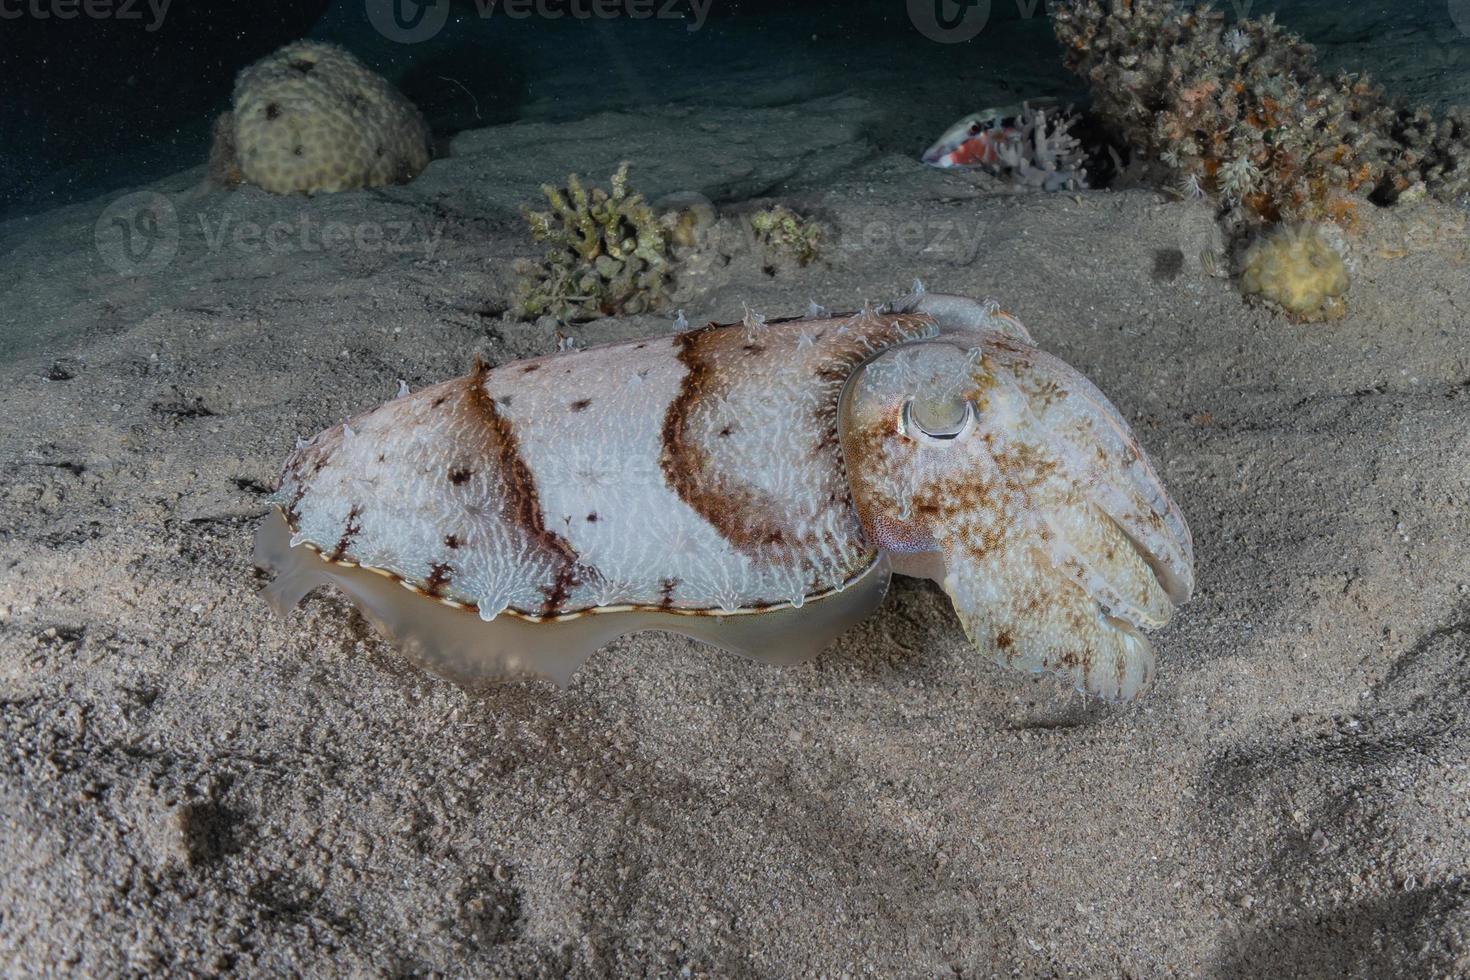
[
  {"xmin": 1240, "ymin": 223, "xmax": 1349, "ymax": 322},
  {"xmin": 839, "ymin": 332, "xmax": 1193, "ymax": 700}
]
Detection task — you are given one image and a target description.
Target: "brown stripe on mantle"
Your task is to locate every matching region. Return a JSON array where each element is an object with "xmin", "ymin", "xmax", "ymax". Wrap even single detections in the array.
[
  {"xmin": 657, "ymin": 311, "xmax": 936, "ymax": 565},
  {"xmin": 463, "ymin": 359, "xmax": 583, "ymax": 615},
  {"xmin": 658, "ymin": 328, "xmax": 793, "ymax": 557}
]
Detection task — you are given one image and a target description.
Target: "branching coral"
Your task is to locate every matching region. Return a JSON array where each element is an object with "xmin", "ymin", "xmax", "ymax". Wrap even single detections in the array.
[
  {"xmin": 989, "ymin": 103, "xmax": 1090, "ymax": 192},
  {"xmin": 749, "ymin": 205, "xmax": 824, "ymax": 267},
  {"xmin": 513, "ymin": 163, "xmax": 676, "ymax": 321}
]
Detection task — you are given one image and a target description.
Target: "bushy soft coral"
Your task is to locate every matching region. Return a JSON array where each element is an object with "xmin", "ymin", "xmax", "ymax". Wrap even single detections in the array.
[
  {"xmin": 1385, "ymin": 104, "xmax": 1470, "ymax": 204},
  {"xmin": 1052, "ymin": 0, "xmax": 1397, "ymax": 230},
  {"xmin": 1055, "ymin": 2, "xmax": 1470, "ymax": 222},
  {"xmin": 513, "ymin": 163, "xmax": 676, "ymax": 321}
]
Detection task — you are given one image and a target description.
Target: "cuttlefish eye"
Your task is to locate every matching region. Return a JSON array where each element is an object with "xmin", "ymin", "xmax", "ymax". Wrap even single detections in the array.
[
  {"xmin": 967, "ymin": 120, "xmax": 982, "ymax": 136},
  {"xmin": 900, "ymin": 396, "xmax": 977, "ymax": 447}
]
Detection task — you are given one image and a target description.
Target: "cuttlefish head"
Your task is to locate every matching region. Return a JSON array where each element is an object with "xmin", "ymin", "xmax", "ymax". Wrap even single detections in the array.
[{"xmin": 839, "ymin": 333, "xmax": 1194, "ymax": 701}]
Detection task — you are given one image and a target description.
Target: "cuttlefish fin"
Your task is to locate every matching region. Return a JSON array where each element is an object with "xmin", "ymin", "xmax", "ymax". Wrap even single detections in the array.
[
  {"xmin": 894, "ymin": 285, "xmax": 1034, "ymax": 344},
  {"xmin": 937, "ymin": 539, "xmax": 1156, "ymax": 702}
]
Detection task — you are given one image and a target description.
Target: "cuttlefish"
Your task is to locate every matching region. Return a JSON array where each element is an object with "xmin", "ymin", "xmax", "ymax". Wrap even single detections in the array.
[{"xmin": 256, "ymin": 287, "xmax": 1193, "ymax": 700}]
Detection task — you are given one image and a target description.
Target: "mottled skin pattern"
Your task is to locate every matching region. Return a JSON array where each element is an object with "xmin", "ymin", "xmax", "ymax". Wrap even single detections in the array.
[
  {"xmin": 840, "ymin": 333, "xmax": 1192, "ymax": 700},
  {"xmin": 263, "ymin": 293, "xmax": 1194, "ymax": 700}
]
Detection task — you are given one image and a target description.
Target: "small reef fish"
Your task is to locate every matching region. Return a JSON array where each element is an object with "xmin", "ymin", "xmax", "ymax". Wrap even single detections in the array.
[{"xmin": 921, "ymin": 99, "xmax": 1062, "ymax": 169}]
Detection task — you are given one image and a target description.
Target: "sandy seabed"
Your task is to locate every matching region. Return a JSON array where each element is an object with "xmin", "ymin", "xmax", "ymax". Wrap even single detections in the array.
[{"xmin": 2, "ymin": 87, "xmax": 1469, "ymax": 977}]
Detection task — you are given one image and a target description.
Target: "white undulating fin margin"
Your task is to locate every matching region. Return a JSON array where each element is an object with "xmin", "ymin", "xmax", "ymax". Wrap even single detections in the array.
[
  {"xmin": 894, "ymin": 287, "xmax": 1034, "ymax": 344},
  {"xmin": 255, "ymin": 511, "xmax": 894, "ymax": 686}
]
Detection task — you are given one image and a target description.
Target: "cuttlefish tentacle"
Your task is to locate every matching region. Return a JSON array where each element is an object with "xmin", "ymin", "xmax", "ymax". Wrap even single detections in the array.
[{"xmin": 1040, "ymin": 501, "xmax": 1175, "ymax": 631}]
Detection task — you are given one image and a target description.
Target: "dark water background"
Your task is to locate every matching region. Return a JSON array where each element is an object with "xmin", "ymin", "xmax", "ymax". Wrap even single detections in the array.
[{"xmin": 1, "ymin": 0, "xmax": 1468, "ymax": 222}]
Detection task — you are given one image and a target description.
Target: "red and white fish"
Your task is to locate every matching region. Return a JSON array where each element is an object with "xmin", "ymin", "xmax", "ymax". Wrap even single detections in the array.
[{"xmin": 921, "ymin": 99, "xmax": 1062, "ymax": 169}]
